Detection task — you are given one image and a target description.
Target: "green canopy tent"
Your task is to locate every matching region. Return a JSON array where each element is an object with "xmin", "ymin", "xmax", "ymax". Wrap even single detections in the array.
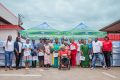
[{"xmin": 19, "ymin": 22, "xmax": 107, "ymax": 40}]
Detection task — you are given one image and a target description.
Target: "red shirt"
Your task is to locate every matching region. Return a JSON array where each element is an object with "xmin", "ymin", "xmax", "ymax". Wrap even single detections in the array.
[
  {"xmin": 102, "ymin": 40, "xmax": 112, "ymax": 52},
  {"xmin": 59, "ymin": 50, "xmax": 69, "ymax": 56}
]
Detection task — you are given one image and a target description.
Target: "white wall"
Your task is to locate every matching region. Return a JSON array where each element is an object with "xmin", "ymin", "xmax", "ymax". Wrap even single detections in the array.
[
  {"xmin": 0, "ymin": 3, "xmax": 18, "ymax": 25},
  {"xmin": 0, "ymin": 29, "xmax": 18, "ymax": 41}
]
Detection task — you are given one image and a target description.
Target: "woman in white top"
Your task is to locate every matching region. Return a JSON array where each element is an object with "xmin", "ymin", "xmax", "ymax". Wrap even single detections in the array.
[
  {"xmin": 76, "ymin": 40, "xmax": 82, "ymax": 65},
  {"xmin": 4, "ymin": 35, "xmax": 14, "ymax": 71},
  {"xmin": 22, "ymin": 38, "xmax": 32, "ymax": 69}
]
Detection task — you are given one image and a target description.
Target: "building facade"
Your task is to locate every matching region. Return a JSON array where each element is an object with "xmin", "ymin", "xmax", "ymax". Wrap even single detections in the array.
[
  {"xmin": 100, "ymin": 20, "xmax": 120, "ymax": 66},
  {"xmin": 0, "ymin": 3, "xmax": 24, "ymax": 41}
]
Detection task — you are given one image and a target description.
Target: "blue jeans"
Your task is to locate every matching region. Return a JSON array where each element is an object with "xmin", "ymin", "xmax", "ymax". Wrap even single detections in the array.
[
  {"xmin": 5, "ymin": 51, "xmax": 13, "ymax": 67},
  {"xmin": 92, "ymin": 53, "xmax": 104, "ymax": 68}
]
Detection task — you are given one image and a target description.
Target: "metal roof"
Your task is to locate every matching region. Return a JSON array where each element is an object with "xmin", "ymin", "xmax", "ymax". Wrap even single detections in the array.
[
  {"xmin": 0, "ymin": 3, "xmax": 18, "ymax": 25},
  {"xmin": 99, "ymin": 20, "xmax": 120, "ymax": 33}
]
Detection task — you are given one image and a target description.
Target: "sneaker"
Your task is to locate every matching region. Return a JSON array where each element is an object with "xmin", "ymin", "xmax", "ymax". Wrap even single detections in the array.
[
  {"xmin": 102, "ymin": 65, "xmax": 105, "ymax": 68},
  {"xmin": 90, "ymin": 67, "xmax": 95, "ymax": 70},
  {"xmin": 9, "ymin": 67, "xmax": 13, "ymax": 70}
]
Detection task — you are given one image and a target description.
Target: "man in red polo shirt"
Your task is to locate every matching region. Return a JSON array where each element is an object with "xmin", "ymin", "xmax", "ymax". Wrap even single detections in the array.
[{"xmin": 102, "ymin": 36, "xmax": 112, "ymax": 69}]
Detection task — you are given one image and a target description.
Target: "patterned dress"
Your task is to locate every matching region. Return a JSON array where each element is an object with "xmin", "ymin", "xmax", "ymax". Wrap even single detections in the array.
[
  {"xmin": 44, "ymin": 44, "xmax": 51, "ymax": 65},
  {"xmin": 80, "ymin": 44, "xmax": 90, "ymax": 67},
  {"xmin": 23, "ymin": 43, "xmax": 32, "ymax": 62},
  {"xmin": 52, "ymin": 43, "xmax": 61, "ymax": 68}
]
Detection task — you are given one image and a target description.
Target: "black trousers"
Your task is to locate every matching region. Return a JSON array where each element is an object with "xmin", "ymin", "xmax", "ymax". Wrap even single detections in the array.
[
  {"xmin": 15, "ymin": 53, "xmax": 22, "ymax": 68},
  {"xmin": 32, "ymin": 60, "xmax": 37, "ymax": 68},
  {"xmin": 103, "ymin": 51, "xmax": 111, "ymax": 67}
]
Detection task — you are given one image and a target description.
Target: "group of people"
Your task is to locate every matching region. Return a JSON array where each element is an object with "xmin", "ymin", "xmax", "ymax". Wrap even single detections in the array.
[{"xmin": 3, "ymin": 35, "xmax": 112, "ymax": 71}]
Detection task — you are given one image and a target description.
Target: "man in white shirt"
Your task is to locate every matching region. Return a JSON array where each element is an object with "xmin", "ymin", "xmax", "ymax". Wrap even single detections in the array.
[{"xmin": 91, "ymin": 38, "xmax": 105, "ymax": 69}]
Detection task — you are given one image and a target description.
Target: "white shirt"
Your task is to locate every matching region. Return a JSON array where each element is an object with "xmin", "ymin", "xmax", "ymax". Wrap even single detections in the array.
[
  {"xmin": 4, "ymin": 41, "xmax": 14, "ymax": 51},
  {"xmin": 70, "ymin": 43, "xmax": 77, "ymax": 50},
  {"xmin": 38, "ymin": 52, "xmax": 44, "ymax": 56},
  {"xmin": 18, "ymin": 42, "xmax": 22, "ymax": 53},
  {"xmin": 48, "ymin": 43, "xmax": 53, "ymax": 48},
  {"xmin": 77, "ymin": 43, "xmax": 81, "ymax": 51},
  {"xmin": 61, "ymin": 44, "xmax": 65, "ymax": 48},
  {"xmin": 23, "ymin": 43, "xmax": 32, "ymax": 56},
  {"xmin": 92, "ymin": 41, "xmax": 102, "ymax": 53}
]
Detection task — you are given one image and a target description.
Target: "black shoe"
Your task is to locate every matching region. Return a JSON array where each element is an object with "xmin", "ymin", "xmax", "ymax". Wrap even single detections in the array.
[
  {"xmin": 5, "ymin": 68, "xmax": 8, "ymax": 71},
  {"xmin": 16, "ymin": 67, "xmax": 19, "ymax": 70}
]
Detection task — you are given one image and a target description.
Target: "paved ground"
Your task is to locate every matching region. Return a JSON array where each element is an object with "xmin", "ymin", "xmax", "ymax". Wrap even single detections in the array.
[{"xmin": 0, "ymin": 67, "xmax": 120, "ymax": 80}]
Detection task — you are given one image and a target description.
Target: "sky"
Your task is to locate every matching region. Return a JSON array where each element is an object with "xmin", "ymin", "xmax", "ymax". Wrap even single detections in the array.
[{"xmin": 0, "ymin": 0, "xmax": 120, "ymax": 31}]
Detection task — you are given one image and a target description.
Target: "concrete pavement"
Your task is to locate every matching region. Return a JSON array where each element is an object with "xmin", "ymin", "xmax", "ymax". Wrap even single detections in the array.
[{"xmin": 0, "ymin": 67, "xmax": 120, "ymax": 80}]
